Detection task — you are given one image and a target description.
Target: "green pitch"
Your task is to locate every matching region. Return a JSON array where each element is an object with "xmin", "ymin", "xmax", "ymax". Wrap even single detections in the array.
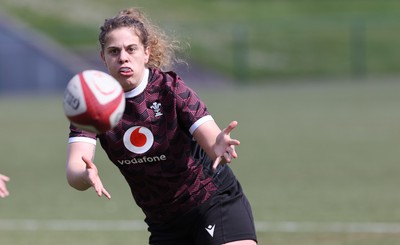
[{"xmin": 1, "ymin": 79, "xmax": 400, "ymax": 244}]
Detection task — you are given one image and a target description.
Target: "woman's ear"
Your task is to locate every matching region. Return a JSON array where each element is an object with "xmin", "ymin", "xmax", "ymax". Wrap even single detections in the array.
[
  {"xmin": 144, "ymin": 47, "xmax": 150, "ymax": 64},
  {"xmin": 100, "ymin": 51, "xmax": 107, "ymax": 66}
]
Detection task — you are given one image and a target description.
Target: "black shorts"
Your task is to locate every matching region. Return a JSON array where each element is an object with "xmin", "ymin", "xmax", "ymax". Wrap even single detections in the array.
[{"xmin": 148, "ymin": 180, "xmax": 257, "ymax": 245}]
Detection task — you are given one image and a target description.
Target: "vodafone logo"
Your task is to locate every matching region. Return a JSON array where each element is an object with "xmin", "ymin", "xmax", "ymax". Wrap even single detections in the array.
[{"xmin": 123, "ymin": 126, "xmax": 154, "ymax": 154}]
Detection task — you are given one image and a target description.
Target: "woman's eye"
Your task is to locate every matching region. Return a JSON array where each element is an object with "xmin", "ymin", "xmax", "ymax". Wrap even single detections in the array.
[{"xmin": 109, "ymin": 49, "xmax": 119, "ymax": 55}]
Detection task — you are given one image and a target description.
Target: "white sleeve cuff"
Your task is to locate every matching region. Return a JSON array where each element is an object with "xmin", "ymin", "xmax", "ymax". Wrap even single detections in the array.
[
  {"xmin": 68, "ymin": 137, "xmax": 97, "ymax": 145},
  {"xmin": 189, "ymin": 115, "xmax": 214, "ymax": 135}
]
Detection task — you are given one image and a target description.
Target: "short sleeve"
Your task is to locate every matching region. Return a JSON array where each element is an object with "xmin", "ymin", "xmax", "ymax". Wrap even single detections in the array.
[
  {"xmin": 68, "ymin": 124, "xmax": 97, "ymax": 145},
  {"xmin": 173, "ymin": 77, "xmax": 212, "ymax": 134}
]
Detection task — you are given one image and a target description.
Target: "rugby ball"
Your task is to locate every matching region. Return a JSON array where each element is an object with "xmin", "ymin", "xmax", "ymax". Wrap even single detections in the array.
[{"xmin": 63, "ymin": 70, "xmax": 125, "ymax": 133}]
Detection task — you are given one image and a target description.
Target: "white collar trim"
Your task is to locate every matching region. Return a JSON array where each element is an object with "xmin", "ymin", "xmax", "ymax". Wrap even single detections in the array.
[{"xmin": 124, "ymin": 69, "xmax": 149, "ymax": 98}]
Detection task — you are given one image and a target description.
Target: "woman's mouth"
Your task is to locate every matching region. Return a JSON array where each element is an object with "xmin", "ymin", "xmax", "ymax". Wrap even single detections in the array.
[{"xmin": 119, "ymin": 67, "xmax": 133, "ymax": 76}]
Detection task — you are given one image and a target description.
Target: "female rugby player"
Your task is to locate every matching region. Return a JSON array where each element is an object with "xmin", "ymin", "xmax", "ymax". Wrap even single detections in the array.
[{"xmin": 66, "ymin": 8, "xmax": 257, "ymax": 245}]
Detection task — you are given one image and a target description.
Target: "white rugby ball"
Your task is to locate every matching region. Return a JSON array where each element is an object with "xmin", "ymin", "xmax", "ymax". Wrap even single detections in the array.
[{"xmin": 63, "ymin": 70, "xmax": 125, "ymax": 133}]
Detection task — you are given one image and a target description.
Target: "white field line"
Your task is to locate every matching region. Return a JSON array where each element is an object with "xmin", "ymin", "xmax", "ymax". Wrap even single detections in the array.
[
  {"xmin": 1, "ymin": 220, "xmax": 400, "ymax": 233},
  {"xmin": 255, "ymin": 221, "xmax": 400, "ymax": 233}
]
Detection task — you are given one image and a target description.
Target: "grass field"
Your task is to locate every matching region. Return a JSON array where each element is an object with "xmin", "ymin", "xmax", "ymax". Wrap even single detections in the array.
[
  {"xmin": 1, "ymin": 1, "xmax": 400, "ymax": 244},
  {"xmin": 1, "ymin": 79, "xmax": 400, "ymax": 244}
]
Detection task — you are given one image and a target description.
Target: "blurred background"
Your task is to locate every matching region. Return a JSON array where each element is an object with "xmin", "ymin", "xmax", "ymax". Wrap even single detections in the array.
[
  {"xmin": 2, "ymin": 0, "xmax": 400, "ymax": 91},
  {"xmin": 1, "ymin": 1, "xmax": 400, "ymax": 244}
]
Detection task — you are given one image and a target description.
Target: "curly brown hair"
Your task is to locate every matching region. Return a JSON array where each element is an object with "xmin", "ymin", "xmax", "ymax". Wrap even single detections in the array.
[{"xmin": 99, "ymin": 8, "xmax": 183, "ymax": 71}]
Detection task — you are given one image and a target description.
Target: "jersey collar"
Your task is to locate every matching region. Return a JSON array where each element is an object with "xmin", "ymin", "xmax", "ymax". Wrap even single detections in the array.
[{"xmin": 124, "ymin": 69, "xmax": 149, "ymax": 98}]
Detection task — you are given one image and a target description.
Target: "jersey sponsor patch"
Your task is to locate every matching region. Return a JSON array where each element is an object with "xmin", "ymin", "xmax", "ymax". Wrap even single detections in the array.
[{"xmin": 123, "ymin": 126, "xmax": 154, "ymax": 154}]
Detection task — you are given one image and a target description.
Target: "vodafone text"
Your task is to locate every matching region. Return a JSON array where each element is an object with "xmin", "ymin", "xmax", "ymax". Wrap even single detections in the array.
[{"xmin": 117, "ymin": 155, "xmax": 166, "ymax": 165}]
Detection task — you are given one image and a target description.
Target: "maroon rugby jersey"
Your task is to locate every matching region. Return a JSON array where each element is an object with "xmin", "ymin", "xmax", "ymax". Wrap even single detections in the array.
[{"xmin": 68, "ymin": 68, "xmax": 235, "ymax": 224}]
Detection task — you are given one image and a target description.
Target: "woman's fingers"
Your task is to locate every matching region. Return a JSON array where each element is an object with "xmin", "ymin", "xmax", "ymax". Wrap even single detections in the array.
[{"xmin": 81, "ymin": 156, "xmax": 111, "ymax": 199}]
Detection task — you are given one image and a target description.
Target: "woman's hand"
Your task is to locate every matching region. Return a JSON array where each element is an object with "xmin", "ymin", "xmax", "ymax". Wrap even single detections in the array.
[
  {"xmin": 81, "ymin": 156, "xmax": 111, "ymax": 199},
  {"xmin": 212, "ymin": 121, "xmax": 240, "ymax": 170}
]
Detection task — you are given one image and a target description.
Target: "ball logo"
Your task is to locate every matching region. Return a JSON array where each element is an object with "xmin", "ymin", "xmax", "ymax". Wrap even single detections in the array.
[
  {"xmin": 123, "ymin": 126, "xmax": 154, "ymax": 154},
  {"xmin": 64, "ymin": 88, "xmax": 80, "ymax": 110}
]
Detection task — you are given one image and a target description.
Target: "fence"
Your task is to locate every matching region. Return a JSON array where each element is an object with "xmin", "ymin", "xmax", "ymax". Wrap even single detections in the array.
[{"xmin": 172, "ymin": 18, "xmax": 400, "ymax": 83}]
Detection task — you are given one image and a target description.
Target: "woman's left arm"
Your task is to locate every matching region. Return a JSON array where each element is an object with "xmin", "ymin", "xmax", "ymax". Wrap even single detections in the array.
[{"xmin": 193, "ymin": 120, "xmax": 240, "ymax": 170}]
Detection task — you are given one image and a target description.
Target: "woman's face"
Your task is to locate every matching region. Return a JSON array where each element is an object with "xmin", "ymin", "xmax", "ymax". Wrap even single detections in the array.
[{"xmin": 101, "ymin": 27, "xmax": 150, "ymax": 91}]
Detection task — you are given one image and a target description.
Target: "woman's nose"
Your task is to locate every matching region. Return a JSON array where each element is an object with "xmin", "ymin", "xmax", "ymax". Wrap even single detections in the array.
[{"xmin": 119, "ymin": 50, "xmax": 129, "ymax": 63}]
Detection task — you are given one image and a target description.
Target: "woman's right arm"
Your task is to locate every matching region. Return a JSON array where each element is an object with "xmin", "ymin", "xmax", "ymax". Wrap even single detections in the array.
[
  {"xmin": 66, "ymin": 142, "xmax": 111, "ymax": 199},
  {"xmin": 66, "ymin": 141, "xmax": 95, "ymax": 190}
]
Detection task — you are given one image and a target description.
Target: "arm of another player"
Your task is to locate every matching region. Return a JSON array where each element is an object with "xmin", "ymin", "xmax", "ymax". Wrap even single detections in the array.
[
  {"xmin": 66, "ymin": 142, "xmax": 111, "ymax": 199},
  {"xmin": 0, "ymin": 173, "xmax": 10, "ymax": 198},
  {"xmin": 193, "ymin": 120, "xmax": 240, "ymax": 170}
]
